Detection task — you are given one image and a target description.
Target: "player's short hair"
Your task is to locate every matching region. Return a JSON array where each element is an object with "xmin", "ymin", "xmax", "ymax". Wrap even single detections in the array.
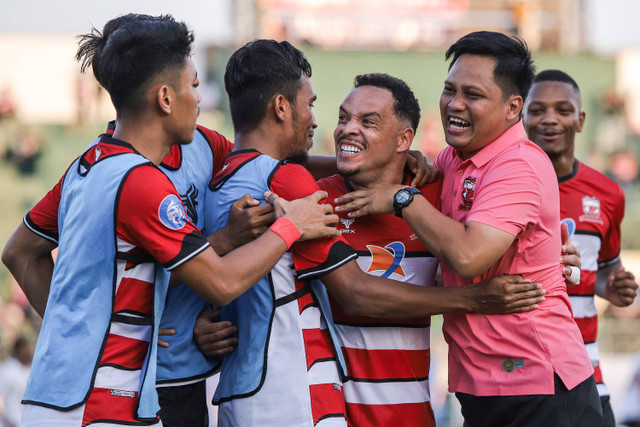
[
  {"xmin": 353, "ymin": 73, "xmax": 421, "ymax": 132},
  {"xmin": 224, "ymin": 39, "xmax": 312, "ymax": 134},
  {"xmin": 76, "ymin": 14, "xmax": 194, "ymax": 113},
  {"xmin": 533, "ymin": 69, "xmax": 581, "ymax": 93},
  {"xmin": 445, "ymin": 31, "xmax": 535, "ymax": 102}
]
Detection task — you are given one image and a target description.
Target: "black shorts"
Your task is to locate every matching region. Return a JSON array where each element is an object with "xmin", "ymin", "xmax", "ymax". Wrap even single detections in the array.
[
  {"xmin": 157, "ymin": 380, "xmax": 209, "ymax": 427},
  {"xmin": 456, "ymin": 374, "xmax": 602, "ymax": 427}
]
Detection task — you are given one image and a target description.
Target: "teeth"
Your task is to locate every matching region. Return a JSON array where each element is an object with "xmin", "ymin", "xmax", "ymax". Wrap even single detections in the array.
[
  {"xmin": 449, "ymin": 117, "xmax": 470, "ymax": 129},
  {"xmin": 341, "ymin": 144, "xmax": 362, "ymax": 154}
]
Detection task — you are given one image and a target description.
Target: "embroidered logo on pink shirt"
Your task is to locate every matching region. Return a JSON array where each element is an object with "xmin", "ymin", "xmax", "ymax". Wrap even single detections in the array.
[{"xmin": 458, "ymin": 177, "xmax": 476, "ymax": 211}]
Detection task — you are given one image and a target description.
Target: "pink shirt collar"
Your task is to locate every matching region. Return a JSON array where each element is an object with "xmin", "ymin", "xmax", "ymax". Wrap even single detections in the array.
[{"xmin": 454, "ymin": 120, "xmax": 527, "ymax": 168}]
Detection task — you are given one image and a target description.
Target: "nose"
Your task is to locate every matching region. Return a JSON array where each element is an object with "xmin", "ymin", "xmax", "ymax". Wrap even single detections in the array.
[
  {"xmin": 311, "ymin": 112, "xmax": 318, "ymax": 129},
  {"xmin": 447, "ymin": 93, "xmax": 465, "ymax": 111},
  {"xmin": 541, "ymin": 109, "xmax": 558, "ymax": 125}
]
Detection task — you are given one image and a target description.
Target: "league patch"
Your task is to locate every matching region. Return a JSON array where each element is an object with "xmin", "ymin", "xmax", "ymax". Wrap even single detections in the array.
[
  {"xmin": 561, "ymin": 218, "xmax": 576, "ymax": 238},
  {"xmin": 158, "ymin": 194, "xmax": 188, "ymax": 230}
]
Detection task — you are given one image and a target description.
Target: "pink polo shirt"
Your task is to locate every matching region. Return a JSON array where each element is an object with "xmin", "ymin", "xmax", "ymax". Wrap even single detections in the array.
[{"xmin": 434, "ymin": 121, "xmax": 593, "ymax": 396}]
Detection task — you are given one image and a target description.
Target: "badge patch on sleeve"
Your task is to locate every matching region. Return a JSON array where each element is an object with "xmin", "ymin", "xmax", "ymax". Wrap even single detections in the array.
[{"xmin": 158, "ymin": 194, "xmax": 187, "ymax": 230}]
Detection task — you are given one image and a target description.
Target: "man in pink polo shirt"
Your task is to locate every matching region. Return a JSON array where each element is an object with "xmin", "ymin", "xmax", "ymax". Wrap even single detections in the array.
[{"xmin": 335, "ymin": 31, "xmax": 601, "ymax": 426}]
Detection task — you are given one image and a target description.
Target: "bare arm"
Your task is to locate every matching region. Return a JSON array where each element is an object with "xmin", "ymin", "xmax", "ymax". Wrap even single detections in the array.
[
  {"xmin": 321, "ymin": 260, "xmax": 545, "ymax": 318},
  {"xmin": 173, "ymin": 190, "xmax": 340, "ymax": 306},
  {"xmin": 335, "ymin": 185, "xmax": 515, "ymax": 278},
  {"xmin": 2, "ymin": 223, "xmax": 56, "ymax": 317}
]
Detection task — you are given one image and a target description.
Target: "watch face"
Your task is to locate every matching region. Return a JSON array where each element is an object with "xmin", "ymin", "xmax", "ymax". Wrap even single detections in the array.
[{"xmin": 396, "ymin": 190, "xmax": 411, "ymax": 204}]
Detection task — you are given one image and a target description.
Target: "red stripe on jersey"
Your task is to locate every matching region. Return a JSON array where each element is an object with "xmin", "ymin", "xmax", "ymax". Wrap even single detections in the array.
[
  {"xmin": 302, "ymin": 328, "xmax": 335, "ymax": 370},
  {"xmin": 298, "ymin": 291, "xmax": 316, "ymax": 313},
  {"xmin": 101, "ymin": 334, "xmax": 149, "ymax": 370},
  {"xmin": 346, "ymin": 401, "xmax": 435, "ymax": 427},
  {"xmin": 309, "ymin": 383, "xmax": 347, "ymax": 425},
  {"xmin": 574, "ymin": 316, "xmax": 598, "ymax": 343},
  {"xmin": 343, "ymin": 347, "xmax": 430, "ymax": 380},
  {"xmin": 593, "ymin": 365, "xmax": 603, "ymax": 384},
  {"xmin": 567, "ymin": 271, "xmax": 596, "ymax": 296},
  {"xmin": 114, "ymin": 277, "xmax": 154, "ymax": 315},
  {"xmin": 82, "ymin": 387, "xmax": 142, "ymax": 426}
]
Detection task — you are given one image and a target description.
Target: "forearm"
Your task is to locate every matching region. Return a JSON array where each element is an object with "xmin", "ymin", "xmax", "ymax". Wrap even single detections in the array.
[
  {"xmin": 323, "ymin": 262, "xmax": 473, "ymax": 318},
  {"xmin": 175, "ymin": 229, "xmax": 289, "ymax": 306},
  {"xmin": 207, "ymin": 228, "xmax": 237, "ymax": 256},
  {"xmin": 595, "ymin": 262, "xmax": 617, "ymax": 299},
  {"xmin": 2, "ymin": 224, "xmax": 56, "ymax": 317},
  {"xmin": 402, "ymin": 197, "xmax": 507, "ymax": 278}
]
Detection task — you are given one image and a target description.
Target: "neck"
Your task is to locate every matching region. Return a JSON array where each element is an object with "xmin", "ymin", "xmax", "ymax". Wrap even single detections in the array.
[
  {"xmin": 348, "ymin": 158, "xmax": 407, "ymax": 190},
  {"xmin": 112, "ymin": 115, "xmax": 172, "ymax": 165},
  {"xmin": 233, "ymin": 125, "xmax": 288, "ymax": 160},
  {"xmin": 549, "ymin": 152, "xmax": 575, "ymax": 177}
]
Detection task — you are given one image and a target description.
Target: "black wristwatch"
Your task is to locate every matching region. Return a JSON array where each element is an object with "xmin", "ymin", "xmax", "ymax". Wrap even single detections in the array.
[{"xmin": 393, "ymin": 187, "xmax": 422, "ymax": 218}]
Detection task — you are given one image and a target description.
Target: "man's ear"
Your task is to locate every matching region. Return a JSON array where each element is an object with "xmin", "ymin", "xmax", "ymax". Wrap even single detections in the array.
[
  {"xmin": 576, "ymin": 111, "xmax": 586, "ymax": 133},
  {"xmin": 506, "ymin": 94, "xmax": 523, "ymax": 121},
  {"xmin": 155, "ymin": 84, "xmax": 173, "ymax": 115},
  {"xmin": 397, "ymin": 126, "xmax": 415, "ymax": 153},
  {"xmin": 273, "ymin": 94, "xmax": 290, "ymax": 123}
]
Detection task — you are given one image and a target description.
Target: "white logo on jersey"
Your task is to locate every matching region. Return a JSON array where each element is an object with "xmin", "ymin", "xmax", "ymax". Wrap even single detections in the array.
[
  {"xmin": 221, "ymin": 163, "xmax": 230, "ymax": 172},
  {"xmin": 579, "ymin": 196, "xmax": 603, "ymax": 224},
  {"xmin": 339, "ymin": 218, "xmax": 355, "ymax": 233},
  {"xmin": 94, "ymin": 148, "xmax": 102, "ymax": 162}
]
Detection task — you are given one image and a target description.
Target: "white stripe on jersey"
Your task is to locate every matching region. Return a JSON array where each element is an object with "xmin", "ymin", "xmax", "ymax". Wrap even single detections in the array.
[
  {"xmin": 109, "ymin": 321, "xmax": 152, "ymax": 342},
  {"xmin": 121, "ymin": 262, "xmax": 155, "ymax": 282},
  {"xmin": 343, "ymin": 379, "xmax": 430, "ymax": 405},
  {"xmin": 336, "ymin": 324, "xmax": 430, "ymax": 351},
  {"xmin": 93, "ymin": 366, "xmax": 141, "ymax": 392},
  {"xmin": 569, "ymin": 295, "xmax": 598, "ymax": 318},
  {"xmin": 300, "ymin": 305, "xmax": 325, "ymax": 330},
  {"xmin": 572, "ymin": 234, "xmax": 601, "ymax": 271},
  {"xmin": 308, "ymin": 359, "xmax": 343, "ymax": 386},
  {"xmin": 271, "ymin": 253, "xmax": 296, "ymax": 299},
  {"xmin": 585, "ymin": 341, "xmax": 600, "ymax": 365}
]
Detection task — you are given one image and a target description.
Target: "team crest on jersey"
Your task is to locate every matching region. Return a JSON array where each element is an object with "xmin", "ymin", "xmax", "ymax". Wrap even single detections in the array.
[
  {"xmin": 366, "ymin": 241, "xmax": 406, "ymax": 278},
  {"xmin": 159, "ymin": 194, "xmax": 188, "ymax": 230},
  {"xmin": 180, "ymin": 183, "xmax": 199, "ymax": 224},
  {"xmin": 339, "ymin": 218, "xmax": 356, "ymax": 234},
  {"xmin": 458, "ymin": 177, "xmax": 476, "ymax": 211},
  {"xmin": 579, "ymin": 196, "xmax": 603, "ymax": 224}
]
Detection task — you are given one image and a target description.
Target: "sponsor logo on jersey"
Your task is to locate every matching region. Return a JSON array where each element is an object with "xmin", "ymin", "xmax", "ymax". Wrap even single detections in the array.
[
  {"xmin": 339, "ymin": 217, "xmax": 356, "ymax": 234},
  {"xmin": 458, "ymin": 176, "xmax": 476, "ymax": 211},
  {"xmin": 366, "ymin": 241, "xmax": 406, "ymax": 278},
  {"xmin": 110, "ymin": 389, "xmax": 136, "ymax": 398},
  {"xmin": 180, "ymin": 183, "xmax": 199, "ymax": 224},
  {"xmin": 579, "ymin": 196, "xmax": 603, "ymax": 224},
  {"xmin": 158, "ymin": 194, "xmax": 188, "ymax": 230},
  {"xmin": 94, "ymin": 147, "xmax": 102, "ymax": 162}
]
